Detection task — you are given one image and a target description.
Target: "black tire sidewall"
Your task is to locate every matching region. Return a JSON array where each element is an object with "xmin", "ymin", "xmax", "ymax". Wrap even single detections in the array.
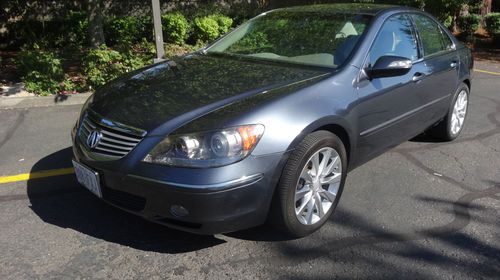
[
  {"xmin": 446, "ymin": 83, "xmax": 470, "ymax": 140},
  {"xmin": 280, "ymin": 131, "xmax": 347, "ymax": 237}
]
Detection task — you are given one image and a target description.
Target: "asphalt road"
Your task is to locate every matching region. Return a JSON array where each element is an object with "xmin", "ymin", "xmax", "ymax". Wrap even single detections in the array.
[{"xmin": 0, "ymin": 63, "xmax": 499, "ymax": 279}]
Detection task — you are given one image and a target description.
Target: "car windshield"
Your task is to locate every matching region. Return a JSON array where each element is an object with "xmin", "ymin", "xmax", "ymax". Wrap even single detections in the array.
[{"xmin": 206, "ymin": 11, "xmax": 373, "ymax": 68}]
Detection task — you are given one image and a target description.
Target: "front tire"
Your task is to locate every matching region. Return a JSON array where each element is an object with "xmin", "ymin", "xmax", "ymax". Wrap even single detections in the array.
[
  {"xmin": 428, "ymin": 83, "xmax": 470, "ymax": 141},
  {"xmin": 272, "ymin": 131, "xmax": 347, "ymax": 237}
]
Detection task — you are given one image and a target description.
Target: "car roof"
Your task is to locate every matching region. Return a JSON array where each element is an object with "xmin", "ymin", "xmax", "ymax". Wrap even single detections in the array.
[{"xmin": 270, "ymin": 3, "xmax": 398, "ymax": 16}]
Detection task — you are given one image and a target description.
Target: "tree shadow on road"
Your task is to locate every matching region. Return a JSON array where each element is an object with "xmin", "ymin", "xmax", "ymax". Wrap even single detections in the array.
[{"xmin": 27, "ymin": 147, "xmax": 225, "ymax": 254}]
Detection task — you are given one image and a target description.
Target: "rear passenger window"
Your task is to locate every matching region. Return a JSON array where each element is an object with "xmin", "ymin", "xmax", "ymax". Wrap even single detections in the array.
[
  {"xmin": 439, "ymin": 27, "xmax": 454, "ymax": 50},
  {"xmin": 412, "ymin": 14, "xmax": 452, "ymax": 56}
]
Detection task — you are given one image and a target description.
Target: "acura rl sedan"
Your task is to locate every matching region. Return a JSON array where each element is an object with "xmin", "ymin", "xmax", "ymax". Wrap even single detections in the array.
[{"xmin": 72, "ymin": 4, "xmax": 472, "ymax": 237}]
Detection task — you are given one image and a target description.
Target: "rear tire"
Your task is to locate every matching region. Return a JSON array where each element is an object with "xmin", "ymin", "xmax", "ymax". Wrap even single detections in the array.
[
  {"xmin": 271, "ymin": 131, "xmax": 347, "ymax": 237},
  {"xmin": 428, "ymin": 83, "xmax": 469, "ymax": 141}
]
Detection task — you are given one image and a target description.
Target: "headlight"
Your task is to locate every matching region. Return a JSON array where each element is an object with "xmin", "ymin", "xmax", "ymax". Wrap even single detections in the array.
[{"xmin": 143, "ymin": 124, "xmax": 265, "ymax": 168}]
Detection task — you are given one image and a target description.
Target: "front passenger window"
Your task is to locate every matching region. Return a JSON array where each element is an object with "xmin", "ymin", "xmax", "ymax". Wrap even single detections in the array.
[{"xmin": 368, "ymin": 14, "xmax": 418, "ymax": 66}]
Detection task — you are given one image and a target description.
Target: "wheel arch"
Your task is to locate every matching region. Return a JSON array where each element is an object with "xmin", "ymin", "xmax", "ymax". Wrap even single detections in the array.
[
  {"xmin": 463, "ymin": 78, "xmax": 471, "ymax": 90},
  {"xmin": 285, "ymin": 116, "xmax": 355, "ymax": 169}
]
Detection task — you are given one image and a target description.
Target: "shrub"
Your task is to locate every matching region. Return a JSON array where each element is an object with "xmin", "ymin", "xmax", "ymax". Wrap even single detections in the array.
[
  {"xmin": 122, "ymin": 40, "xmax": 155, "ymax": 69},
  {"xmin": 2, "ymin": 11, "xmax": 89, "ymax": 50},
  {"xmin": 164, "ymin": 43, "xmax": 199, "ymax": 59},
  {"xmin": 443, "ymin": 16, "xmax": 453, "ymax": 30},
  {"xmin": 457, "ymin": 14, "xmax": 481, "ymax": 36},
  {"xmin": 15, "ymin": 47, "xmax": 65, "ymax": 96},
  {"xmin": 209, "ymin": 14, "xmax": 233, "ymax": 35},
  {"xmin": 65, "ymin": 11, "xmax": 89, "ymax": 49},
  {"xmin": 181, "ymin": 3, "xmax": 229, "ymax": 20},
  {"xmin": 193, "ymin": 16, "xmax": 220, "ymax": 42},
  {"xmin": 82, "ymin": 44, "xmax": 152, "ymax": 89},
  {"xmin": 162, "ymin": 12, "xmax": 190, "ymax": 44},
  {"xmin": 484, "ymin": 13, "xmax": 500, "ymax": 36},
  {"xmin": 82, "ymin": 46, "xmax": 127, "ymax": 89},
  {"xmin": 105, "ymin": 16, "xmax": 148, "ymax": 47}
]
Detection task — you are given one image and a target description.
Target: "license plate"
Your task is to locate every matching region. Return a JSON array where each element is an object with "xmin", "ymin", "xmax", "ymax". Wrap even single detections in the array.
[{"xmin": 72, "ymin": 160, "xmax": 102, "ymax": 198}]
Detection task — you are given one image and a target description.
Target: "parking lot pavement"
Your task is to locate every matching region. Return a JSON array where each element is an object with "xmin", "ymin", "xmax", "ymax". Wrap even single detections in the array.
[{"xmin": 0, "ymin": 67, "xmax": 499, "ymax": 279}]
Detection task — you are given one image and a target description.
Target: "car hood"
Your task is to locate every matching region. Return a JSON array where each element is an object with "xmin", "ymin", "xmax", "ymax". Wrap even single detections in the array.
[{"xmin": 89, "ymin": 53, "xmax": 331, "ymax": 132}]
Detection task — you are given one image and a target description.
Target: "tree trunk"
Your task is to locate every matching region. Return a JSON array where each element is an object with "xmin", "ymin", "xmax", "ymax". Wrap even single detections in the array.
[
  {"xmin": 88, "ymin": 0, "xmax": 105, "ymax": 48},
  {"xmin": 481, "ymin": 0, "xmax": 492, "ymax": 15}
]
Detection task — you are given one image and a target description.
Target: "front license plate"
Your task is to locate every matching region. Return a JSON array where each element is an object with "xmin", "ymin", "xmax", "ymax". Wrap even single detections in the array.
[{"xmin": 72, "ymin": 160, "xmax": 102, "ymax": 198}]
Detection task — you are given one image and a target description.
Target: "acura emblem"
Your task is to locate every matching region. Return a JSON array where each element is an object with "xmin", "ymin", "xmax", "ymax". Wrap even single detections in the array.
[{"xmin": 86, "ymin": 130, "xmax": 103, "ymax": 149}]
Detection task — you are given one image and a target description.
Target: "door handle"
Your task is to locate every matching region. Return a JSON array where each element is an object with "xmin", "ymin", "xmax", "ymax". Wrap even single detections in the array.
[
  {"xmin": 450, "ymin": 61, "xmax": 458, "ymax": 69},
  {"xmin": 412, "ymin": 72, "xmax": 425, "ymax": 83}
]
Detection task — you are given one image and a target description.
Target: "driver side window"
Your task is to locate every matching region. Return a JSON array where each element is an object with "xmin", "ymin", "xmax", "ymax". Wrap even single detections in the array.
[{"xmin": 368, "ymin": 14, "xmax": 418, "ymax": 66}]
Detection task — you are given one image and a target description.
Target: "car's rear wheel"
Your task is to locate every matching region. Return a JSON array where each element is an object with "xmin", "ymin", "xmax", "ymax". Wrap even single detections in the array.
[
  {"xmin": 271, "ymin": 131, "xmax": 347, "ymax": 237},
  {"xmin": 428, "ymin": 83, "xmax": 469, "ymax": 141}
]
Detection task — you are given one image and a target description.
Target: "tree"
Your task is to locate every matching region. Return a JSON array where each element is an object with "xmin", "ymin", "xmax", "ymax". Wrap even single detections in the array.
[{"xmin": 87, "ymin": 0, "xmax": 105, "ymax": 48}]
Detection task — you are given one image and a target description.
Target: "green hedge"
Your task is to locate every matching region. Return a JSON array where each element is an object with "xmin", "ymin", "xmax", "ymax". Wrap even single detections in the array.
[
  {"xmin": 210, "ymin": 15, "xmax": 233, "ymax": 35},
  {"xmin": 484, "ymin": 13, "xmax": 500, "ymax": 36},
  {"xmin": 192, "ymin": 14, "xmax": 233, "ymax": 43},
  {"xmin": 15, "ymin": 48, "xmax": 73, "ymax": 96},
  {"xmin": 193, "ymin": 16, "xmax": 220, "ymax": 42},
  {"xmin": 457, "ymin": 14, "xmax": 481, "ymax": 36},
  {"xmin": 105, "ymin": 16, "xmax": 152, "ymax": 47},
  {"xmin": 1, "ymin": 10, "xmax": 236, "ymax": 51},
  {"xmin": 1, "ymin": 11, "xmax": 88, "ymax": 50},
  {"xmin": 161, "ymin": 12, "xmax": 190, "ymax": 45},
  {"xmin": 82, "ymin": 43, "xmax": 153, "ymax": 89}
]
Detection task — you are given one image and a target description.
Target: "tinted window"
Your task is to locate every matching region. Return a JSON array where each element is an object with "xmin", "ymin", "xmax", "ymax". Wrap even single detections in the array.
[
  {"xmin": 439, "ymin": 27, "xmax": 454, "ymax": 50},
  {"xmin": 368, "ymin": 14, "xmax": 418, "ymax": 66},
  {"xmin": 208, "ymin": 12, "xmax": 373, "ymax": 68},
  {"xmin": 412, "ymin": 14, "xmax": 452, "ymax": 56}
]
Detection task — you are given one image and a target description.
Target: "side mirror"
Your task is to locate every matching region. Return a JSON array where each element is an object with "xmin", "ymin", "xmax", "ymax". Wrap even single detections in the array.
[{"xmin": 367, "ymin": 55, "xmax": 412, "ymax": 80}]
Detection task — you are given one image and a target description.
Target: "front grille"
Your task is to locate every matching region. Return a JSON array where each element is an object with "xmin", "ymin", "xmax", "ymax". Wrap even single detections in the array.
[{"xmin": 78, "ymin": 111, "xmax": 146, "ymax": 159}]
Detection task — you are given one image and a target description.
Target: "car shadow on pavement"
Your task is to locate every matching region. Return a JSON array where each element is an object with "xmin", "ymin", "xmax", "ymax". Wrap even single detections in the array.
[
  {"xmin": 27, "ymin": 147, "xmax": 226, "ymax": 253},
  {"xmin": 409, "ymin": 132, "xmax": 442, "ymax": 143}
]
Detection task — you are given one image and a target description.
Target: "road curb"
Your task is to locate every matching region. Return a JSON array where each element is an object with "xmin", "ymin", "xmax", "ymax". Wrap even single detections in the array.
[{"xmin": 0, "ymin": 92, "xmax": 92, "ymax": 109}]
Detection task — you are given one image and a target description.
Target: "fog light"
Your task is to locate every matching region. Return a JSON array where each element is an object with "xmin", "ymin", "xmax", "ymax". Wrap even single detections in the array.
[{"xmin": 170, "ymin": 205, "xmax": 189, "ymax": 217}]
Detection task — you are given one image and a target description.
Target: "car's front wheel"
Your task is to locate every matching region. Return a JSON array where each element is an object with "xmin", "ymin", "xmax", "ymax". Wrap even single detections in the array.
[{"xmin": 272, "ymin": 131, "xmax": 347, "ymax": 237}]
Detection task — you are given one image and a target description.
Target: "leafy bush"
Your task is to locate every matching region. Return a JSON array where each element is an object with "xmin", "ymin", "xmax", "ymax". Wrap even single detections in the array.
[
  {"xmin": 457, "ymin": 14, "xmax": 481, "ymax": 36},
  {"xmin": 65, "ymin": 11, "xmax": 89, "ymax": 49},
  {"xmin": 164, "ymin": 43, "xmax": 199, "ymax": 59},
  {"xmin": 82, "ymin": 46, "xmax": 127, "ymax": 89},
  {"xmin": 15, "ymin": 47, "xmax": 65, "ymax": 96},
  {"xmin": 82, "ymin": 44, "xmax": 152, "ymax": 89},
  {"xmin": 162, "ymin": 12, "xmax": 190, "ymax": 44},
  {"xmin": 209, "ymin": 14, "xmax": 233, "ymax": 35},
  {"xmin": 105, "ymin": 16, "xmax": 151, "ymax": 47},
  {"xmin": 484, "ymin": 13, "xmax": 500, "ymax": 36},
  {"xmin": 193, "ymin": 16, "xmax": 220, "ymax": 42},
  {"xmin": 2, "ymin": 11, "xmax": 89, "ymax": 50},
  {"xmin": 181, "ymin": 3, "xmax": 230, "ymax": 20},
  {"xmin": 443, "ymin": 16, "xmax": 453, "ymax": 30}
]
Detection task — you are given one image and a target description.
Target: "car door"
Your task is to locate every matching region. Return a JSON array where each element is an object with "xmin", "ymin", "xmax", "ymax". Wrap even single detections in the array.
[
  {"xmin": 410, "ymin": 13, "xmax": 460, "ymax": 125},
  {"xmin": 354, "ymin": 13, "xmax": 426, "ymax": 164}
]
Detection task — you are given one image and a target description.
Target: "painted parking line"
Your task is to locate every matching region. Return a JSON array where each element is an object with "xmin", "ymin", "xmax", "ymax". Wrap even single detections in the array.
[
  {"xmin": 0, "ymin": 167, "xmax": 75, "ymax": 184},
  {"xmin": 474, "ymin": 69, "xmax": 500, "ymax": 76}
]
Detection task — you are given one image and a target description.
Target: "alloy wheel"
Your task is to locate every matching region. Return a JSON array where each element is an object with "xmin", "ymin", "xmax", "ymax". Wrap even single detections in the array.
[
  {"xmin": 294, "ymin": 147, "xmax": 342, "ymax": 225},
  {"xmin": 450, "ymin": 90, "xmax": 468, "ymax": 135}
]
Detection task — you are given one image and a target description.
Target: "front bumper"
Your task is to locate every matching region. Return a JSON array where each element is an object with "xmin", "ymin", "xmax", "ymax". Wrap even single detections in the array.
[{"xmin": 72, "ymin": 131, "xmax": 286, "ymax": 234}]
